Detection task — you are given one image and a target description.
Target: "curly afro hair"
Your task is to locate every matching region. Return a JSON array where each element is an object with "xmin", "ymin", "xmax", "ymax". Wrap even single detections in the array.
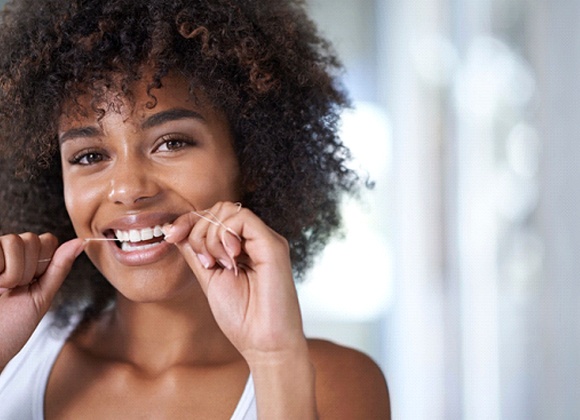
[{"xmin": 0, "ymin": 0, "xmax": 359, "ymax": 324}]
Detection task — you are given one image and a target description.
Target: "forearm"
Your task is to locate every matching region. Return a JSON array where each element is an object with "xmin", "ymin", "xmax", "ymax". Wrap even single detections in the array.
[{"xmin": 248, "ymin": 345, "xmax": 318, "ymax": 419}]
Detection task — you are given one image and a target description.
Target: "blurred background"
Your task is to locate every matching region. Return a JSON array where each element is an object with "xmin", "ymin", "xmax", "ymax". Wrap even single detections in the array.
[{"xmin": 300, "ymin": 0, "xmax": 580, "ymax": 419}]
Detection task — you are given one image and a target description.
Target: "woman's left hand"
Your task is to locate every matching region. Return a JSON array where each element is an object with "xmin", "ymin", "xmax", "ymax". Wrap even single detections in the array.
[{"xmin": 162, "ymin": 201, "xmax": 307, "ymax": 363}]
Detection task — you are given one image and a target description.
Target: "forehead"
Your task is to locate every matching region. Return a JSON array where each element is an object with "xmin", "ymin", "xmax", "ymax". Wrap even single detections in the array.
[{"xmin": 58, "ymin": 73, "xmax": 209, "ymax": 129}]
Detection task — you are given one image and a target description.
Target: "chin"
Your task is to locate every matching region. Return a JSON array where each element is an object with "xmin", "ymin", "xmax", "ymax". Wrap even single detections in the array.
[{"xmin": 105, "ymin": 264, "xmax": 200, "ymax": 304}]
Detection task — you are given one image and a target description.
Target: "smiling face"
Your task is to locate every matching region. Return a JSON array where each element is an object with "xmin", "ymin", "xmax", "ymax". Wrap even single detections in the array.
[{"xmin": 59, "ymin": 74, "xmax": 240, "ymax": 302}]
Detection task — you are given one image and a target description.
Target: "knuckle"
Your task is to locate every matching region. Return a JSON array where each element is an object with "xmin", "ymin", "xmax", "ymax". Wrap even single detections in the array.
[
  {"xmin": 2, "ymin": 233, "xmax": 24, "ymax": 248},
  {"xmin": 211, "ymin": 201, "xmax": 226, "ymax": 212},
  {"xmin": 40, "ymin": 232, "xmax": 59, "ymax": 248},
  {"xmin": 20, "ymin": 232, "xmax": 41, "ymax": 250},
  {"xmin": 19, "ymin": 231, "xmax": 37, "ymax": 240},
  {"xmin": 238, "ymin": 207, "xmax": 251, "ymax": 218},
  {"xmin": 0, "ymin": 272, "xmax": 21, "ymax": 289},
  {"xmin": 188, "ymin": 231, "xmax": 204, "ymax": 248},
  {"xmin": 273, "ymin": 232, "xmax": 290, "ymax": 252}
]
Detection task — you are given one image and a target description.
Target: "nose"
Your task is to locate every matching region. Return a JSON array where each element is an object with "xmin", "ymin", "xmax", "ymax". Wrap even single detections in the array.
[{"xmin": 107, "ymin": 156, "xmax": 160, "ymax": 206}]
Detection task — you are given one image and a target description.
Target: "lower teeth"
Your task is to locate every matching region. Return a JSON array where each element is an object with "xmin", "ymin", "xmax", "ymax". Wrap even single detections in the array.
[{"xmin": 121, "ymin": 241, "xmax": 162, "ymax": 252}]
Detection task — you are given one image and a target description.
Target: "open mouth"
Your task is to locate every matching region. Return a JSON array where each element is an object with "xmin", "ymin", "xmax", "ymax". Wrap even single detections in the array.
[{"xmin": 106, "ymin": 225, "xmax": 167, "ymax": 252}]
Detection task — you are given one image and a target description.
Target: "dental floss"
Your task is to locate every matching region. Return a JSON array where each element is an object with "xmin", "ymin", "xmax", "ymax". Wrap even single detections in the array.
[
  {"xmin": 35, "ymin": 239, "xmax": 117, "ymax": 264},
  {"xmin": 192, "ymin": 210, "xmax": 242, "ymax": 242}
]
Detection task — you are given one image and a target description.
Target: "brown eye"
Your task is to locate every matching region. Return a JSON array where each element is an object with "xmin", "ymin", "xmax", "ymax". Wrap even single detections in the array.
[
  {"xmin": 155, "ymin": 135, "xmax": 196, "ymax": 152},
  {"xmin": 70, "ymin": 150, "xmax": 105, "ymax": 165},
  {"xmin": 158, "ymin": 139, "xmax": 187, "ymax": 151}
]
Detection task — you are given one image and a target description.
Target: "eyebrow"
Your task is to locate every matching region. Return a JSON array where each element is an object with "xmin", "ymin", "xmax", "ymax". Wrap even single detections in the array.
[
  {"xmin": 59, "ymin": 126, "xmax": 101, "ymax": 144},
  {"xmin": 140, "ymin": 108, "xmax": 205, "ymax": 130},
  {"xmin": 59, "ymin": 108, "xmax": 205, "ymax": 144}
]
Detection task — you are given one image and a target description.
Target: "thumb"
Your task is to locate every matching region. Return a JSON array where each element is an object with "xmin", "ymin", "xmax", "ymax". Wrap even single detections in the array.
[{"xmin": 32, "ymin": 238, "xmax": 85, "ymax": 314}]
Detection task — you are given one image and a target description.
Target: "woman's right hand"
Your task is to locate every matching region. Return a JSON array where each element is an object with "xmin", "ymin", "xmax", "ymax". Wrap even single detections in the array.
[{"xmin": 0, "ymin": 233, "xmax": 84, "ymax": 370}]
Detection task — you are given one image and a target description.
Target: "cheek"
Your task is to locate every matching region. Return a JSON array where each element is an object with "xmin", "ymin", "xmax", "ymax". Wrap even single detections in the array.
[
  {"xmin": 207, "ymin": 151, "xmax": 241, "ymax": 197},
  {"xmin": 61, "ymin": 158, "xmax": 77, "ymax": 218},
  {"xmin": 62, "ymin": 173, "xmax": 100, "ymax": 232},
  {"xmin": 63, "ymin": 178, "xmax": 74, "ymax": 215},
  {"xmin": 174, "ymin": 155, "xmax": 240, "ymax": 204},
  {"xmin": 193, "ymin": 167, "xmax": 240, "ymax": 204},
  {"xmin": 63, "ymin": 178, "xmax": 83, "ymax": 231}
]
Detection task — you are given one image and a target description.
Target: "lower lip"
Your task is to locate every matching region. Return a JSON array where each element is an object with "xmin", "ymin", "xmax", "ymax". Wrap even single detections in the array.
[{"xmin": 109, "ymin": 239, "xmax": 174, "ymax": 266}]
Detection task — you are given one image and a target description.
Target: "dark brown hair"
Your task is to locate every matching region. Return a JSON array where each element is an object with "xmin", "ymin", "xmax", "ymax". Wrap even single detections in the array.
[{"xmin": 0, "ymin": 0, "xmax": 358, "ymax": 324}]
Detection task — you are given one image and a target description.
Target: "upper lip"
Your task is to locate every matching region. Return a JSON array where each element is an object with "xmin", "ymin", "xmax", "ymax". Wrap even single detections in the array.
[{"xmin": 99, "ymin": 212, "xmax": 180, "ymax": 236}]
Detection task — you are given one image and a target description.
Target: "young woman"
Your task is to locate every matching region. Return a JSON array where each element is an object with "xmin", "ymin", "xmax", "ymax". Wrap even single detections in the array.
[{"xmin": 0, "ymin": 0, "xmax": 390, "ymax": 418}]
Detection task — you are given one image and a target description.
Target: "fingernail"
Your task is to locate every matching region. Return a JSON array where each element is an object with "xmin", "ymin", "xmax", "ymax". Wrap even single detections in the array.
[
  {"xmin": 218, "ymin": 258, "xmax": 233, "ymax": 271},
  {"xmin": 196, "ymin": 253, "xmax": 211, "ymax": 269},
  {"xmin": 161, "ymin": 224, "xmax": 175, "ymax": 241},
  {"xmin": 221, "ymin": 230, "xmax": 240, "ymax": 259}
]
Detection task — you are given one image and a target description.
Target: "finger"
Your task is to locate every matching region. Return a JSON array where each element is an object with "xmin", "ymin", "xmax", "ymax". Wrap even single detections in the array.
[
  {"xmin": 0, "ymin": 234, "xmax": 26, "ymax": 289},
  {"xmin": 172, "ymin": 240, "xmax": 214, "ymax": 294},
  {"xmin": 196, "ymin": 243, "xmax": 216, "ymax": 269},
  {"xmin": 213, "ymin": 207, "xmax": 292, "ymax": 276},
  {"xmin": 0, "ymin": 240, "xmax": 4, "ymax": 275},
  {"xmin": 222, "ymin": 228, "xmax": 243, "ymax": 260},
  {"xmin": 31, "ymin": 238, "xmax": 85, "ymax": 314},
  {"xmin": 34, "ymin": 233, "xmax": 59, "ymax": 278},
  {"xmin": 194, "ymin": 246, "xmax": 215, "ymax": 270},
  {"xmin": 162, "ymin": 211, "xmax": 201, "ymax": 244},
  {"xmin": 204, "ymin": 216, "xmax": 238, "ymax": 272},
  {"xmin": 167, "ymin": 211, "xmax": 217, "ymax": 268},
  {"xmin": 19, "ymin": 232, "xmax": 41, "ymax": 286},
  {"xmin": 221, "ymin": 230, "xmax": 241, "ymax": 276},
  {"xmin": 173, "ymin": 223, "xmax": 217, "ymax": 271},
  {"xmin": 166, "ymin": 204, "xmax": 243, "ymax": 274},
  {"xmin": 187, "ymin": 213, "xmax": 223, "ymax": 268},
  {"xmin": 203, "ymin": 203, "xmax": 244, "ymax": 266}
]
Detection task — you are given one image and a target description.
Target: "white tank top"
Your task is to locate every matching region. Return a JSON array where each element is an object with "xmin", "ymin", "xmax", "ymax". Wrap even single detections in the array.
[{"xmin": 0, "ymin": 313, "xmax": 257, "ymax": 420}]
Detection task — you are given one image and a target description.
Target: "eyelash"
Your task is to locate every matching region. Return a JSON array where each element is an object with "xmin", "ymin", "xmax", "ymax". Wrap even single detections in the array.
[
  {"xmin": 155, "ymin": 134, "xmax": 197, "ymax": 152},
  {"xmin": 69, "ymin": 148, "xmax": 106, "ymax": 166}
]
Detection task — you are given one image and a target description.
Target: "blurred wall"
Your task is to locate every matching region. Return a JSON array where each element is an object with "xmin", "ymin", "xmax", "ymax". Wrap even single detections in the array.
[{"xmin": 532, "ymin": 0, "xmax": 580, "ymax": 417}]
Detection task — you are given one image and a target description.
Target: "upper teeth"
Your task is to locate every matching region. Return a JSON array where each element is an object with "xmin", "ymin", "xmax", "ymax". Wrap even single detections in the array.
[{"xmin": 115, "ymin": 225, "xmax": 165, "ymax": 242}]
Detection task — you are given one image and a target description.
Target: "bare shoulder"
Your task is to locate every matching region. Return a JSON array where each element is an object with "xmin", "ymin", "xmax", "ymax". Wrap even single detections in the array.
[{"xmin": 307, "ymin": 338, "xmax": 391, "ymax": 419}]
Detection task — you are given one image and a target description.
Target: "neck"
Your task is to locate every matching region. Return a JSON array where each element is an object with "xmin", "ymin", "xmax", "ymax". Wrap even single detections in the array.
[{"xmin": 84, "ymin": 283, "xmax": 241, "ymax": 375}]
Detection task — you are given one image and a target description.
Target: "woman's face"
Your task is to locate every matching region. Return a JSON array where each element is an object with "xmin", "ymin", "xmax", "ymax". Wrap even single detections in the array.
[{"xmin": 59, "ymin": 74, "xmax": 240, "ymax": 302}]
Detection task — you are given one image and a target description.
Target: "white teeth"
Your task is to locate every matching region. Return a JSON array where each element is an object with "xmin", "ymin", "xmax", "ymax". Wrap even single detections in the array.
[
  {"xmin": 141, "ymin": 227, "xmax": 154, "ymax": 241},
  {"xmin": 121, "ymin": 242, "xmax": 160, "ymax": 252},
  {"xmin": 129, "ymin": 229, "xmax": 141, "ymax": 242},
  {"xmin": 114, "ymin": 225, "xmax": 165, "ymax": 243},
  {"xmin": 115, "ymin": 230, "xmax": 130, "ymax": 242}
]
